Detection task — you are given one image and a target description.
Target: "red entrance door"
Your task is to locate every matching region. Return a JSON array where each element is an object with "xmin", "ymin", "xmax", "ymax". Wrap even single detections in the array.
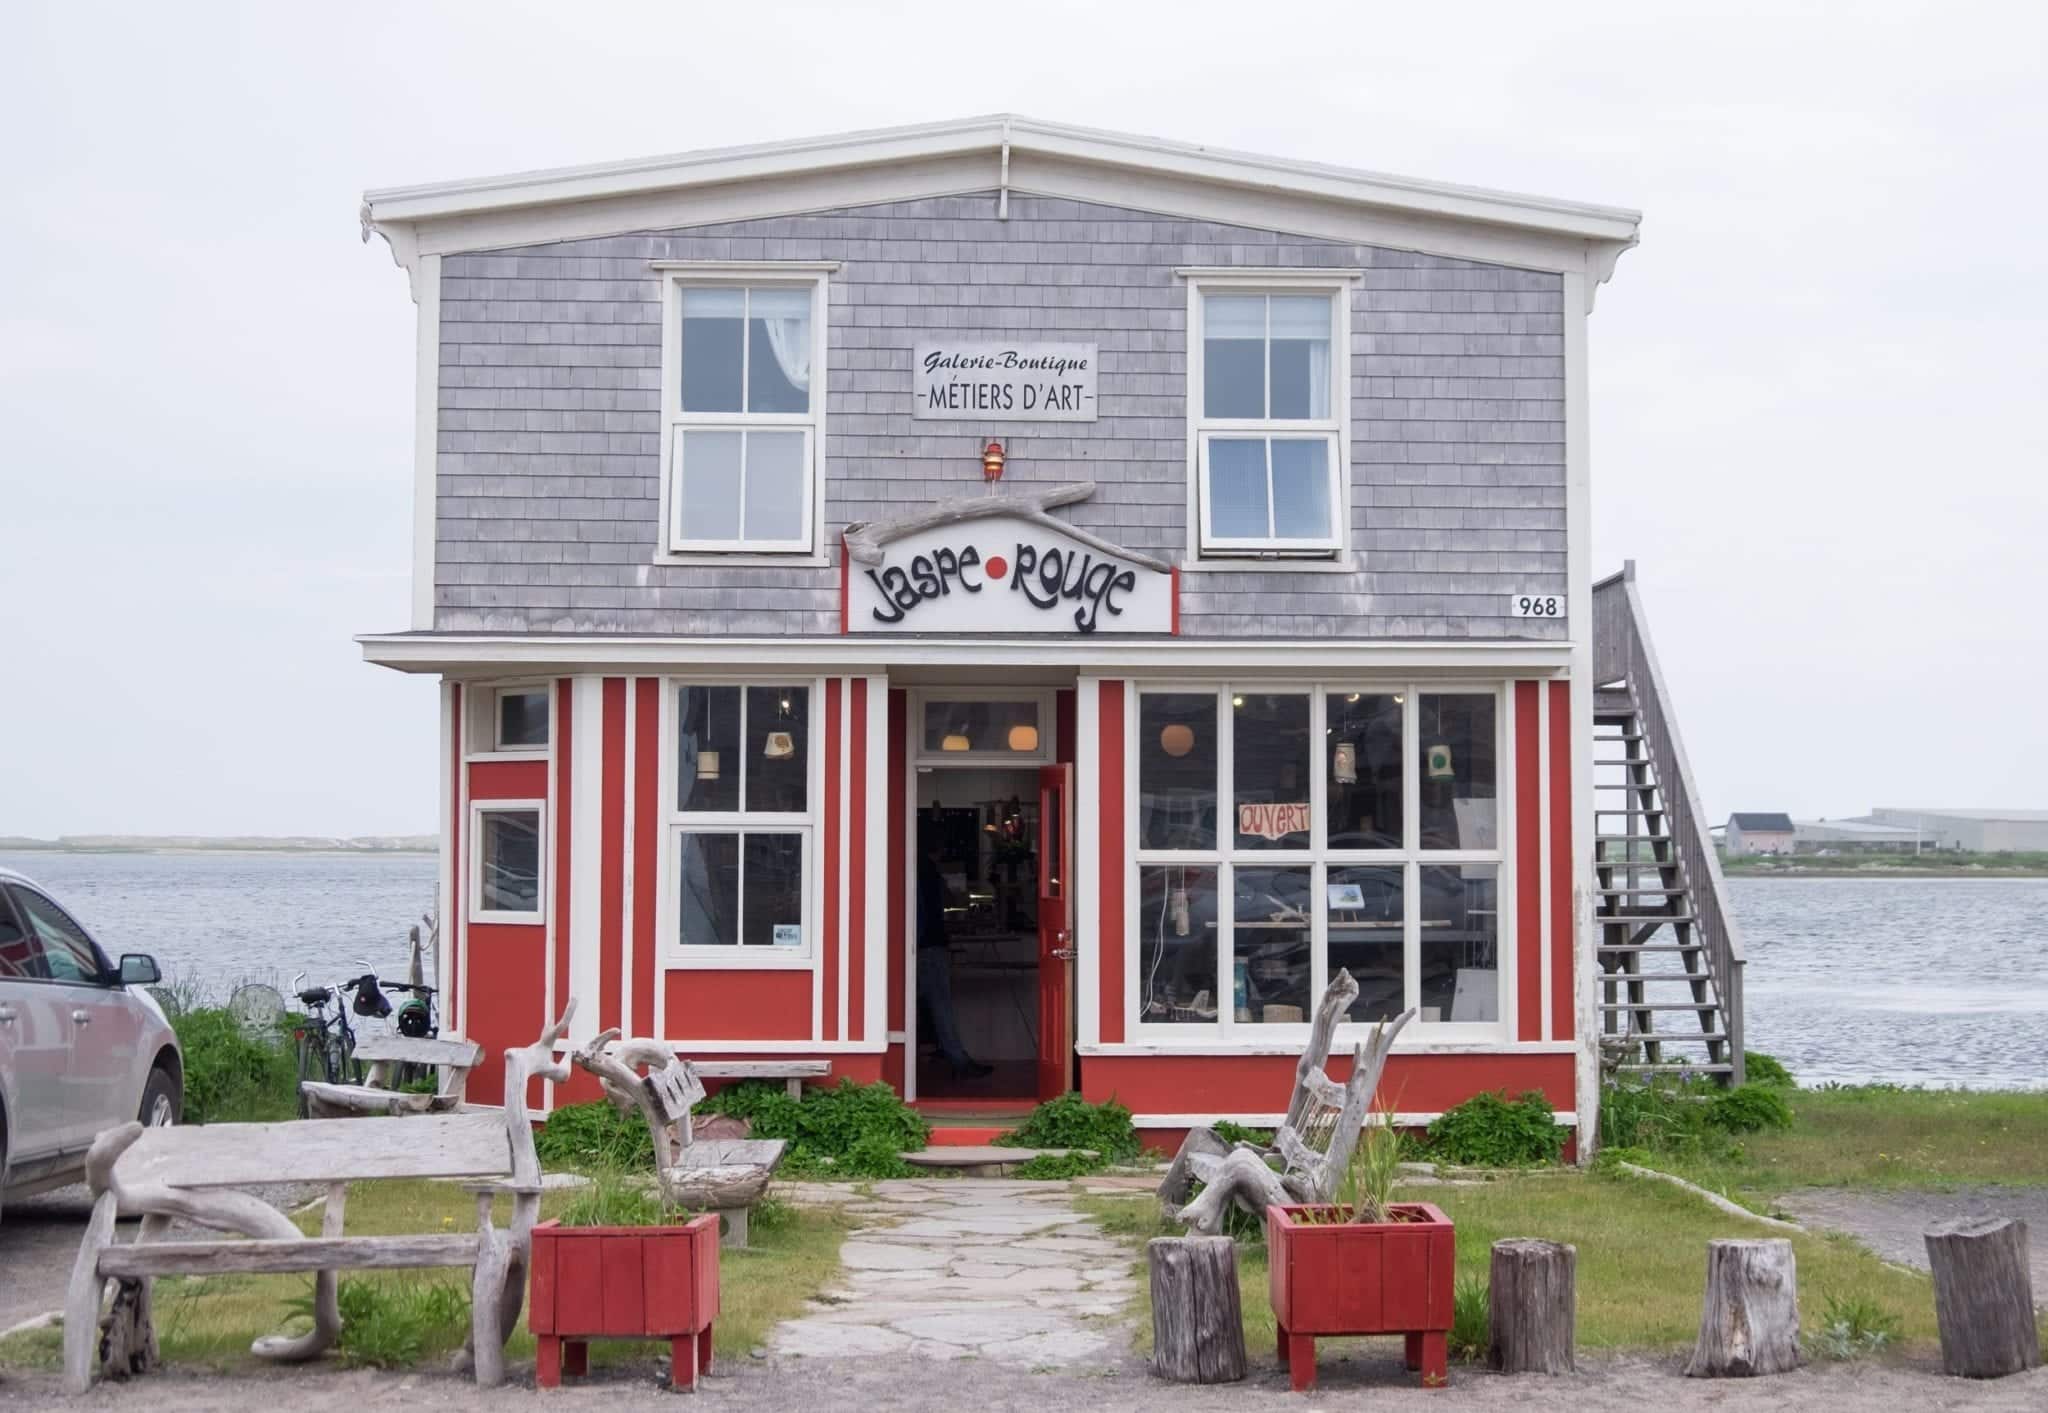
[{"xmin": 1036, "ymin": 764, "xmax": 1075, "ymax": 1101}]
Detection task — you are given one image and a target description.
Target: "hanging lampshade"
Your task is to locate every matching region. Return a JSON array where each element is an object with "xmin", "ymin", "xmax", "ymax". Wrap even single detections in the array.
[
  {"xmin": 763, "ymin": 731, "xmax": 795, "ymax": 760},
  {"xmin": 1426, "ymin": 743, "xmax": 1455, "ymax": 781},
  {"xmin": 1160, "ymin": 723, "xmax": 1196, "ymax": 758},
  {"xmin": 1007, "ymin": 723, "xmax": 1039, "ymax": 752},
  {"xmin": 942, "ymin": 732, "xmax": 971, "ymax": 752},
  {"xmin": 697, "ymin": 749, "xmax": 722, "ymax": 781},
  {"xmin": 1332, "ymin": 742, "xmax": 1358, "ymax": 785}
]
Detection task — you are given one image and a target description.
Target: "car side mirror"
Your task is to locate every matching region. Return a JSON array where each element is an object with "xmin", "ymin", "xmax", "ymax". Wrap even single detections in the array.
[{"xmin": 119, "ymin": 953, "xmax": 161, "ymax": 986}]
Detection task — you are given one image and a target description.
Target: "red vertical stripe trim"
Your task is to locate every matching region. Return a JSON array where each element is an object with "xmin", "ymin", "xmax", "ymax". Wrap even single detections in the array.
[
  {"xmin": 553, "ymin": 679, "xmax": 574, "ymax": 1039},
  {"xmin": 449, "ymin": 684, "xmax": 463, "ymax": 1034},
  {"xmin": 1098, "ymin": 680, "xmax": 1126, "ymax": 1045},
  {"xmin": 599, "ymin": 678, "xmax": 626, "ymax": 1034},
  {"xmin": 821, "ymin": 678, "xmax": 842, "ymax": 1043},
  {"xmin": 633, "ymin": 677, "xmax": 659, "ymax": 1039},
  {"xmin": 848, "ymin": 679, "xmax": 867, "ymax": 1042},
  {"xmin": 1548, "ymin": 680, "xmax": 1575, "ymax": 1041},
  {"xmin": 1513, "ymin": 681, "xmax": 1542, "ymax": 1042},
  {"xmin": 886, "ymin": 690, "xmax": 908, "ymax": 1035},
  {"xmin": 1169, "ymin": 566, "xmax": 1181, "ymax": 635}
]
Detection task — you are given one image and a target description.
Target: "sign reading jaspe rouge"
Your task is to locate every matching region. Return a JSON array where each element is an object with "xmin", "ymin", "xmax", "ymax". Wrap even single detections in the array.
[{"xmin": 914, "ymin": 342, "xmax": 1098, "ymax": 421}]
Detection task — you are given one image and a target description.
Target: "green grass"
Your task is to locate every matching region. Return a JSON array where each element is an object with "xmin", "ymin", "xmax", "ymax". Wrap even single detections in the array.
[{"xmin": 0, "ymin": 1179, "xmax": 854, "ymax": 1375}]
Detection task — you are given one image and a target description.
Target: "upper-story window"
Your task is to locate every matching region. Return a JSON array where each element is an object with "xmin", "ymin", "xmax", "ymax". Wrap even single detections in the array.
[
  {"xmin": 1187, "ymin": 278, "xmax": 1352, "ymax": 558},
  {"xmin": 658, "ymin": 266, "xmax": 831, "ymax": 558}
]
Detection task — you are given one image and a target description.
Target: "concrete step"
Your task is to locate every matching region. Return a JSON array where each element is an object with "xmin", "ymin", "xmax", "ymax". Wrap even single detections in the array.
[{"xmin": 900, "ymin": 1145, "xmax": 1082, "ymax": 1177}]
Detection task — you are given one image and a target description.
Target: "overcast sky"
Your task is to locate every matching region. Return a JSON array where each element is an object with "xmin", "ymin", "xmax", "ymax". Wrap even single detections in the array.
[{"xmin": 3, "ymin": 0, "xmax": 2042, "ymax": 837}]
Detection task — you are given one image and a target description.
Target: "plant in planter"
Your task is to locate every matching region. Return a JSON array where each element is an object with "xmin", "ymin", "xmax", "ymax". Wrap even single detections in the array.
[
  {"xmin": 529, "ymin": 1169, "xmax": 719, "ymax": 1392},
  {"xmin": 1268, "ymin": 1090, "xmax": 1457, "ymax": 1392}
]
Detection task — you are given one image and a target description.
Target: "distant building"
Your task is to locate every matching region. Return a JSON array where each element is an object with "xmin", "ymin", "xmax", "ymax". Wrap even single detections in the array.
[
  {"xmin": 1726, "ymin": 813, "xmax": 1796, "ymax": 856},
  {"xmin": 1793, "ymin": 818, "xmax": 1923, "ymax": 854},
  {"xmin": 1862, "ymin": 808, "xmax": 2048, "ymax": 853}
]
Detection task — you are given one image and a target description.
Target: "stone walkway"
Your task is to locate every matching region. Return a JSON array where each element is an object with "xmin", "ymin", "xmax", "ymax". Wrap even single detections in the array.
[{"xmin": 771, "ymin": 1179, "xmax": 1134, "ymax": 1367}]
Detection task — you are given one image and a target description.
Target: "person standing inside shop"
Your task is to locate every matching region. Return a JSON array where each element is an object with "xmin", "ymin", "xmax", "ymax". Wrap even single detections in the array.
[{"xmin": 917, "ymin": 837, "xmax": 992, "ymax": 1081}]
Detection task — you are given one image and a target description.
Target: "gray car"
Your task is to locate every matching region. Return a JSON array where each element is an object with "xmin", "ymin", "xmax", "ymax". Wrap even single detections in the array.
[{"xmin": 0, "ymin": 866, "xmax": 181, "ymax": 1225}]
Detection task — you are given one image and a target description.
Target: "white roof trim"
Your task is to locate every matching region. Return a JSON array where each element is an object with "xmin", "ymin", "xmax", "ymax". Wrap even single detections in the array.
[{"xmin": 361, "ymin": 113, "xmax": 1640, "ymax": 249}]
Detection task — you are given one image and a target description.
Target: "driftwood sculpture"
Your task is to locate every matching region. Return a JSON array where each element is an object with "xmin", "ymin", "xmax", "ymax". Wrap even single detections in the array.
[
  {"xmin": 843, "ymin": 481, "xmax": 1174, "ymax": 573},
  {"xmin": 571, "ymin": 1029, "xmax": 788, "ymax": 1247},
  {"xmin": 1161, "ymin": 969, "xmax": 1415, "ymax": 1236}
]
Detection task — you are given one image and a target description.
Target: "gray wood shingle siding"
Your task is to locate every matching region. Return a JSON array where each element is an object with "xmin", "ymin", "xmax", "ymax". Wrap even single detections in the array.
[{"xmin": 435, "ymin": 194, "xmax": 1566, "ymax": 638}]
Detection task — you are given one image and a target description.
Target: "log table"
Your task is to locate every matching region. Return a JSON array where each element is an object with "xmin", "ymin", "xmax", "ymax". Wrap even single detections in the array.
[
  {"xmin": 1685, "ymin": 1238, "xmax": 1800, "ymax": 1378},
  {"xmin": 1925, "ymin": 1217, "xmax": 2040, "ymax": 1378},
  {"xmin": 1488, "ymin": 1238, "xmax": 1576, "ymax": 1374},
  {"xmin": 1147, "ymin": 1236, "xmax": 1246, "ymax": 1384}
]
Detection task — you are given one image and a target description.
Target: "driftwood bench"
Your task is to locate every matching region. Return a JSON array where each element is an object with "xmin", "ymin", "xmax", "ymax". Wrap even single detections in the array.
[
  {"xmin": 299, "ymin": 1033, "xmax": 485, "ymax": 1118},
  {"xmin": 64, "ymin": 1003, "xmax": 576, "ymax": 1393},
  {"xmin": 689, "ymin": 1059, "xmax": 829, "ymax": 1100}
]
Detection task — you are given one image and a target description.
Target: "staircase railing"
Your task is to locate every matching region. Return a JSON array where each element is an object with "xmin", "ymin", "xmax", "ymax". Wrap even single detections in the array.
[{"xmin": 1592, "ymin": 561, "xmax": 1746, "ymax": 1084}]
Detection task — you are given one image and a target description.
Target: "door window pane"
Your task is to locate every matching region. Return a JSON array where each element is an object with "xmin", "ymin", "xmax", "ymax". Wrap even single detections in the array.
[
  {"xmin": 921, "ymin": 699, "xmax": 1043, "ymax": 757},
  {"xmin": 1202, "ymin": 294, "xmax": 1266, "ymax": 418},
  {"xmin": 1234, "ymin": 865, "xmax": 1311, "ymax": 1023},
  {"xmin": 1268, "ymin": 295, "xmax": 1332, "ymax": 420},
  {"xmin": 742, "ymin": 431, "xmax": 807, "ymax": 542},
  {"xmin": 1232, "ymin": 693, "xmax": 1311, "ymax": 851},
  {"xmin": 677, "ymin": 833, "xmax": 739, "ymax": 946},
  {"xmin": 1421, "ymin": 865, "xmax": 1497, "ymax": 1023},
  {"xmin": 479, "ymin": 811, "xmax": 541, "ymax": 915},
  {"xmin": 0, "ymin": 892, "xmax": 34, "ymax": 979},
  {"xmin": 1137, "ymin": 865, "xmax": 1218, "ymax": 1024},
  {"xmin": 1327, "ymin": 693, "xmax": 1404, "ymax": 849},
  {"xmin": 1326, "ymin": 865, "xmax": 1405, "ymax": 1022},
  {"xmin": 677, "ymin": 686, "xmax": 742, "ymax": 812},
  {"xmin": 744, "ymin": 686, "xmax": 809, "ymax": 813},
  {"xmin": 680, "ymin": 287, "xmax": 744, "ymax": 412},
  {"xmin": 14, "ymin": 889, "xmax": 104, "ymax": 981},
  {"xmin": 1139, "ymin": 693, "xmax": 1217, "ymax": 851},
  {"xmin": 677, "ymin": 429, "xmax": 742, "ymax": 541},
  {"xmin": 746, "ymin": 287, "xmax": 812, "ymax": 414},
  {"xmin": 741, "ymin": 834, "xmax": 806, "ymax": 947},
  {"xmin": 1207, "ymin": 438, "xmax": 1268, "ymax": 539},
  {"xmin": 1269, "ymin": 440, "xmax": 1332, "ymax": 539},
  {"xmin": 1418, "ymin": 694, "xmax": 1498, "ymax": 849},
  {"xmin": 496, "ymin": 688, "xmax": 549, "ymax": 750}
]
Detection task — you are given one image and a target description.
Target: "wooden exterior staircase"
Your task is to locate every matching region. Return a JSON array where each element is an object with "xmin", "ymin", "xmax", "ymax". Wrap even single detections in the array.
[{"xmin": 1592, "ymin": 563, "xmax": 1746, "ymax": 1086}]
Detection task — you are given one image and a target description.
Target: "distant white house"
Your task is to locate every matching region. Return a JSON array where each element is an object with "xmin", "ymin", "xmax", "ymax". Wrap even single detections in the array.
[
  {"xmin": 1862, "ymin": 808, "xmax": 2048, "ymax": 853},
  {"xmin": 1725, "ymin": 813, "xmax": 1796, "ymax": 856}
]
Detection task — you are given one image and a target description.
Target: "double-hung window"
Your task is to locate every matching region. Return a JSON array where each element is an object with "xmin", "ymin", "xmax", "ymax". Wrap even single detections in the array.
[
  {"xmin": 1132, "ymin": 684, "xmax": 1504, "ymax": 1039},
  {"xmin": 1188, "ymin": 278, "xmax": 1351, "ymax": 556},
  {"xmin": 658, "ymin": 267, "xmax": 830, "ymax": 556},
  {"xmin": 668, "ymin": 682, "xmax": 816, "ymax": 961}
]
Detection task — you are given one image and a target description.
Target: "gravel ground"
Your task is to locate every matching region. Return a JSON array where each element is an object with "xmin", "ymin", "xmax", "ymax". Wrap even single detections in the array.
[
  {"xmin": 3, "ymin": 1350, "xmax": 2045, "ymax": 1411},
  {"xmin": 1775, "ymin": 1185, "xmax": 2048, "ymax": 1303}
]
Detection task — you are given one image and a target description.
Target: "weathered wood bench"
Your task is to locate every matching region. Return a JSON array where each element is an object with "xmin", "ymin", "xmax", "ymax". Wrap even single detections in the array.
[
  {"xmin": 299, "ymin": 1033, "xmax": 485, "ymax": 1118},
  {"xmin": 689, "ymin": 1059, "xmax": 830, "ymax": 1100},
  {"xmin": 64, "ymin": 1002, "xmax": 576, "ymax": 1393}
]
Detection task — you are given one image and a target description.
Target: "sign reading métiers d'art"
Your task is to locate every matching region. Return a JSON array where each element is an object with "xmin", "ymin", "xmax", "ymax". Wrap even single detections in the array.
[{"xmin": 913, "ymin": 342, "xmax": 1098, "ymax": 421}]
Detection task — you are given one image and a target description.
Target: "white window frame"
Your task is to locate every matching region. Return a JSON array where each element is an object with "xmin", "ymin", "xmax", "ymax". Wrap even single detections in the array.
[
  {"xmin": 463, "ymin": 679, "xmax": 554, "ymax": 761},
  {"xmin": 1182, "ymin": 272, "xmax": 1357, "ymax": 562},
  {"xmin": 654, "ymin": 262, "xmax": 836, "ymax": 564},
  {"xmin": 910, "ymin": 687, "xmax": 1056, "ymax": 766},
  {"xmin": 469, "ymin": 799, "xmax": 548, "ymax": 925},
  {"xmin": 1127, "ymin": 681, "xmax": 1508, "ymax": 1047},
  {"xmin": 658, "ymin": 676, "xmax": 825, "ymax": 970}
]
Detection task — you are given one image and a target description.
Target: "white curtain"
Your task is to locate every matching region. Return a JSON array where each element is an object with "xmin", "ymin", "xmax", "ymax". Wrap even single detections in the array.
[
  {"xmin": 753, "ymin": 287, "xmax": 812, "ymax": 397},
  {"xmin": 1270, "ymin": 295, "xmax": 1331, "ymax": 419}
]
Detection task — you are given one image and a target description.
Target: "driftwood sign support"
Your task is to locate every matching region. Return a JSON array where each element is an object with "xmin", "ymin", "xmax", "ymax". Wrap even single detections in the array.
[
  {"xmin": 1487, "ymin": 1238, "xmax": 1576, "ymax": 1374},
  {"xmin": 1925, "ymin": 1217, "xmax": 2040, "ymax": 1378},
  {"xmin": 1147, "ymin": 1236, "xmax": 1246, "ymax": 1384},
  {"xmin": 1685, "ymin": 1238, "xmax": 1800, "ymax": 1378}
]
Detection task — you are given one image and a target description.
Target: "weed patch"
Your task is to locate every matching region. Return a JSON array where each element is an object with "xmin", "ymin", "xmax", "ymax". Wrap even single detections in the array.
[
  {"xmin": 1425, "ymin": 1090, "xmax": 1566, "ymax": 1167},
  {"xmin": 1447, "ymin": 1274, "xmax": 1488, "ymax": 1363},
  {"xmin": 698, "ymin": 1078, "xmax": 929, "ymax": 1178},
  {"xmin": 170, "ymin": 1007, "xmax": 298, "ymax": 1123},
  {"xmin": 535, "ymin": 1101, "xmax": 656, "ymax": 1171},
  {"xmin": 1001, "ymin": 1093, "xmax": 1140, "ymax": 1163}
]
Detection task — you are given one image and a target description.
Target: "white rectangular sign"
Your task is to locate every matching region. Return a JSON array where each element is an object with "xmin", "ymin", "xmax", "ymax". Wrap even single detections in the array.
[
  {"xmin": 1509, "ymin": 593, "xmax": 1564, "ymax": 619},
  {"xmin": 913, "ymin": 342, "xmax": 1098, "ymax": 421}
]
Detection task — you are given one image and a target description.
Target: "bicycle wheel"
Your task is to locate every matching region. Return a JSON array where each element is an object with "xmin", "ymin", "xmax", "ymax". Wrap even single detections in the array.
[{"xmin": 295, "ymin": 1028, "xmax": 316, "ymax": 1117}]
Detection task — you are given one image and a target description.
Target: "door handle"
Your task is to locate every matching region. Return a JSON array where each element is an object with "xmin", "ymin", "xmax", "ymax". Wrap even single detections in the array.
[
  {"xmin": 1051, "ymin": 947, "xmax": 1077, "ymax": 961},
  {"xmin": 72, "ymin": 1009, "xmax": 92, "ymax": 1025}
]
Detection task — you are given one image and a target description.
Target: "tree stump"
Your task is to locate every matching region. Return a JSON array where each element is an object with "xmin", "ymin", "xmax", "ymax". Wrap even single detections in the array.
[
  {"xmin": 1685, "ymin": 1239, "xmax": 1800, "ymax": 1377},
  {"xmin": 1925, "ymin": 1217, "xmax": 2040, "ymax": 1378},
  {"xmin": 1147, "ymin": 1236, "xmax": 1247, "ymax": 1384},
  {"xmin": 1488, "ymin": 1238, "xmax": 1576, "ymax": 1374}
]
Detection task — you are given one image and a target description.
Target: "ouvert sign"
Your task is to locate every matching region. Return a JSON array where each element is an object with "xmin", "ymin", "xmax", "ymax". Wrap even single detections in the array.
[{"xmin": 912, "ymin": 342, "xmax": 1098, "ymax": 421}]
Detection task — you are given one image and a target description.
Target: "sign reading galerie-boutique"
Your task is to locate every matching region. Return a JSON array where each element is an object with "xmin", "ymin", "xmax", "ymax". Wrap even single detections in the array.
[{"xmin": 913, "ymin": 342, "xmax": 1098, "ymax": 421}]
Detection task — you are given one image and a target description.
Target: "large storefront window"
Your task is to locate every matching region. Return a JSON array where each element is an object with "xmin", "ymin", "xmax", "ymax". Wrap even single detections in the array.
[{"xmin": 1134, "ymin": 685, "xmax": 1503, "ymax": 1035}]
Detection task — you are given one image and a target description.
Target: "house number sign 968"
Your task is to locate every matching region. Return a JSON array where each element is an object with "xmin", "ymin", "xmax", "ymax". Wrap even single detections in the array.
[{"xmin": 1511, "ymin": 594, "xmax": 1564, "ymax": 619}]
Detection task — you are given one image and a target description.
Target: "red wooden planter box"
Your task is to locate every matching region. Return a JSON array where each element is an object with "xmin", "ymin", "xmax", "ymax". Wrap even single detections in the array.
[
  {"xmin": 1267, "ymin": 1202, "xmax": 1456, "ymax": 1392},
  {"xmin": 529, "ymin": 1215, "xmax": 720, "ymax": 1391}
]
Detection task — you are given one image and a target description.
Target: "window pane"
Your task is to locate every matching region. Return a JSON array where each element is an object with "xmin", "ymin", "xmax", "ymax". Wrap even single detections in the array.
[
  {"xmin": 677, "ymin": 686, "xmax": 742, "ymax": 812},
  {"xmin": 1203, "ymin": 294, "xmax": 1266, "ymax": 418},
  {"xmin": 1139, "ymin": 693, "xmax": 1217, "ymax": 850},
  {"xmin": 14, "ymin": 889, "xmax": 105, "ymax": 981},
  {"xmin": 678, "ymin": 429, "xmax": 742, "ymax": 542},
  {"xmin": 479, "ymin": 811, "xmax": 541, "ymax": 915},
  {"xmin": 741, "ymin": 430, "xmax": 806, "ymax": 543},
  {"xmin": 1232, "ymin": 693, "xmax": 1311, "ymax": 851},
  {"xmin": 1269, "ymin": 439, "xmax": 1332, "ymax": 540},
  {"xmin": 921, "ymin": 699, "xmax": 1043, "ymax": 756},
  {"xmin": 0, "ymin": 893, "xmax": 34, "ymax": 979},
  {"xmin": 680, "ymin": 287, "xmax": 744, "ymax": 412},
  {"xmin": 1421, "ymin": 865, "xmax": 1497, "ymax": 1022},
  {"xmin": 741, "ymin": 833, "xmax": 806, "ymax": 947},
  {"xmin": 1326, "ymin": 865, "xmax": 1405, "ymax": 1022},
  {"xmin": 1269, "ymin": 295, "xmax": 1331, "ymax": 420},
  {"xmin": 746, "ymin": 287, "xmax": 811, "ymax": 414},
  {"xmin": 677, "ymin": 833, "xmax": 739, "ymax": 946},
  {"xmin": 1138, "ymin": 864, "xmax": 1218, "ymax": 1024},
  {"xmin": 497, "ymin": 688, "xmax": 549, "ymax": 749},
  {"xmin": 1234, "ymin": 865, "xmax": 1312, "ymax": 1023},
  {"xmin": 745, "ymin": 686, "xmax": 809, "ymax": 813},
  {"xmin": 1327, "ymin": 693, "xmax": 1404, "ymax": 849},
  {"xmin": 1418, "ymin": 694, "xmax": 1498, "ymax": 849},
  {"xmin": 1207, "ymin": 438, "xmax": 1269, "ymax": 540}
]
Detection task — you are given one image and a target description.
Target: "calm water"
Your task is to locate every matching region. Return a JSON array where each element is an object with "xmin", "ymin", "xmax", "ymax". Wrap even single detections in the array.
[{"xmin": 4, "ymin": 853, "xmax": 2042, "ymax": 1089}]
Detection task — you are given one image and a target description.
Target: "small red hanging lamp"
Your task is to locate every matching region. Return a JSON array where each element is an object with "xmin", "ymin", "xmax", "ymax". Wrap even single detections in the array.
[{"xmin": 981, "ymin": 439, "xmax": 1006, "ymax": 485}]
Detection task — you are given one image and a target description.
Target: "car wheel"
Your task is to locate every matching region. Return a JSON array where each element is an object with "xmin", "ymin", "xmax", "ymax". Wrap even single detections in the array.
[{"xmin": 139, "ymin": 1067, "xmax": 181, "ymax": 1128}]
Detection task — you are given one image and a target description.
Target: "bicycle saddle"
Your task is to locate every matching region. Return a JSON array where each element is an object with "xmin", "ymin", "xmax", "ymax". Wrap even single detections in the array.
[{"xmin": 297, "ymin": 986, "xmax": 331, "ymax": 1006}]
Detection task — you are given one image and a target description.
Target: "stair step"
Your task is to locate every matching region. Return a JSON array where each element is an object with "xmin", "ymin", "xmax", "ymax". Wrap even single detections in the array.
[
  {"xmin": 1599, "ymin": 1002, "xmax": 1721, "ymax": 1013},
  {"xmin": 1595, "ymin": 782, "xmax": 1661, "ymax": 790},
  {"xmin": 1616, "ymin": 1063, "xmax": 1735, "ymax": 1075},
  {"xmin": 1594, "ymin": 732, "xmax": 1646, "ymax": 742},
  {"xmin": 1601, "ymin": 913, "xmax": 1699, "ymax": 925},
  {"xmin": 1599, "ymin": 943, "xmax": 1705, "ymax": 954},
  {"xmin": 1597, "ymin": 886, "xmax": 1685, "ymax": 895}
]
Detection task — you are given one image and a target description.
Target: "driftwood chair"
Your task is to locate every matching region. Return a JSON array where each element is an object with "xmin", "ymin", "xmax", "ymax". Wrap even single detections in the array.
[
  {"xmin": 1159, "ymin": 970, "xmax": 1414, "ymax": 1235},
  {"xmin": 64, "ymin": 1002, "xmax": 576, "ymax": 1393},
  {"xmin": 571, "ymin": 1029, "xmax": 788, "ymax": 1248},
  {"xmin": 299, "ymin": 1033, "xmax": 485, "ymax": 1118}
]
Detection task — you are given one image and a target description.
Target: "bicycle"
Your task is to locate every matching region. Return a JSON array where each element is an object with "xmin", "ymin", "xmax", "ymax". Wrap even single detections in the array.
[
  {"xmin": 290, "ymin": 971, "xmax": 366, "ymax": 1114},
  {"xmin": 380, "ymin": 978, "xmax": 443, "ymax": 1090}
]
